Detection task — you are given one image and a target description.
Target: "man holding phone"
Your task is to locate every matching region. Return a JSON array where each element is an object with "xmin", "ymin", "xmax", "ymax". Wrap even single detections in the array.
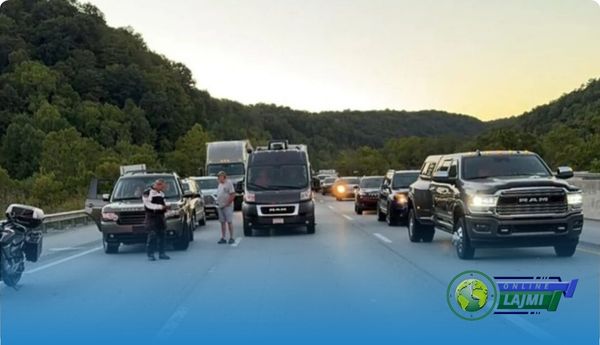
[{"xmin": 143, "ymin": 179, "xmax": 171, "ymax": 261}]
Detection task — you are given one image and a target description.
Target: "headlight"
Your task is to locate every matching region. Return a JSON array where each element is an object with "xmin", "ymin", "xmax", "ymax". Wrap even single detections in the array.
[
  {"xmin": 469, "ymin": 194, "xmax": 498, "ymax": 212},
  {"xmin": 245, "ymin": 192, "xmax": 256, "ymax": 202},
  {"xmin": 102, "ymin": 212, "xmax": 118, "ymax": 222},
  {"xmin": 394, "ymin": 193, "xmax": 408, "ymax": 204},
  {"xmin": 567, "ymin": 192, "xmax": 583, "ymax": 208},
  {"xmin": 300, "ymin": 189, "xmax": 312, "ymax": 201},
  {"xmin": 336, "ymin": 185, "xmax": 346, "ymax": 194}
]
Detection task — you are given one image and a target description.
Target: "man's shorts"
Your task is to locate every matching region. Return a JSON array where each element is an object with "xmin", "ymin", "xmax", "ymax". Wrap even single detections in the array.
[{"xmin": 217, "ymin": 206, "xmax": 234, "ymax": 223}]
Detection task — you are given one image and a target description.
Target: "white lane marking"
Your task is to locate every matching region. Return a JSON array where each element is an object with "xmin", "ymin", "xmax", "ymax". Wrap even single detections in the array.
[
  {"xmin": 25, "ymin": 246, "xmax": 102, "ymax": 274},
  {"xmin": 48, "ymin": 247, "xmax": 82, "ymax": 252},
  {"xmin": 156, "ymin": 306, "xmax": 189, "ymax": 340},
  {"xmin": 343, "ymin": 215, "xmax": 353, "ymax": 221},
  {"xmin": 231, "ymin": 237, "xmax": 242, "ymax": 247},
  {"xmin": 578, "ymin": 247, "xmax": 600, "ymax": 256},
  {"xmin": 501, "ymin": 315, "xmax": 554, "ymax": 341},
  {"xmin": 373, "ymin": 233, "xmax": 393, "ymax": 244},
  {"xmin": 328, "ymin": 205, "xmax": 335, "ymax": 210}
]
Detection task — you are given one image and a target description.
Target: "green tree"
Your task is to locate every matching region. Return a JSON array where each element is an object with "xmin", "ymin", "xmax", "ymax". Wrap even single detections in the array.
[
  {"xmin": 0, "ymin": 118, "xmax": 45, "ymax": 179},
  {"xmin": 164, "ymin": 124, "xmax": 211, "ymax": 176}
]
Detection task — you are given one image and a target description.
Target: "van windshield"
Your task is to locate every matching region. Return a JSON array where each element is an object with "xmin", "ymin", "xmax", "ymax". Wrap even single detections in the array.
[
  {"xmin": 207, "ymin": 163, "xmax": 244, "ymax": 176},
  {"xmin": 247, "ymin": 165, "xmax": 309, "ymax": 191}
]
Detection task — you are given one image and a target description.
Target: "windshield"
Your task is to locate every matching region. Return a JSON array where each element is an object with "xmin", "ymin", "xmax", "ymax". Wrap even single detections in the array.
[
  {"xmin": 463, "ymin": 155, "xmax": 551, "ymax": 180},
  {"xmin": 360, "ymin": 177, "xmax": 383, "ymax": 188},
  {"xmin": 340, "ymin": 178, "xmax": 360, "ymax": 185},
  {"xmin": 247, "ymin": 165, "xmax": 309, "ymax": 191},
  {"xmin": 112, "ymin": 177, "xmax": 180, "ymax": 201},
  {"xmin": 392, "ymin": 173, "xmax": 419, "ymax": 189},
  {"xmin": 193, "ymin": 178, "xmax": 218, "ymax": 190},
  {"xmin": 207, "ymin": 163, "xmax": 245, "ymax": 177},
  {"xmin": 323, "ymin": 177, "xmax": 336, "ymax": 184}
]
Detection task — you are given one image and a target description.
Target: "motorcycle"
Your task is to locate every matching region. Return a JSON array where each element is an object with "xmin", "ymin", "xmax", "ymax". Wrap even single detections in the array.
[{"xmin": 0, "ymin": 204, "xmax": 44, "ymax": 288}]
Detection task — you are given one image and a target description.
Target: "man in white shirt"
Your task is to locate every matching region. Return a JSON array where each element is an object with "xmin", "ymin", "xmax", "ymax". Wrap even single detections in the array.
[{"xmin": 216, "ymin": 171, "xmax": 236, "ymax": 244}]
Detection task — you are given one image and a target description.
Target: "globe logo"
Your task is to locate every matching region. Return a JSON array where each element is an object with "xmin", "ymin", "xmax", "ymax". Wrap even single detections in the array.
[
  {"xmin": 455, "ymin": 279, "xmax": 488, "ymax": 312},
  {"xmin": 447, "ymin": 271, "xmax": 497, "ymax": 321}
]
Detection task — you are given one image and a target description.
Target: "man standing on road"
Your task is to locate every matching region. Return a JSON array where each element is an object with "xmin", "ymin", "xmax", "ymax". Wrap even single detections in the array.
[
  {"xmin": 143, "ymin": 179, "xmax": 171, "ymax": 261},
  {"xmin": 216, "ymin": 171, "xmax": 236, "ymax": 244}
]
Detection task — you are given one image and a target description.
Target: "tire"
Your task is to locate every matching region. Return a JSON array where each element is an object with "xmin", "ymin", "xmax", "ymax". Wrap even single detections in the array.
[
  {"xmin": 421, "ymin": 227, "xmax": 435, "ymax": 243},
  {"xmin": 554, "ymin": 243, "xmax": 577, "ymax": 257},
  {"xmin": 191, "ymin": 213, "xmax": 197, "ymax": 230},
  {"xmin": 103, "ymin": 236, "xmax": 119, "ymax": 254},
  {"xmin": 243, "ymin": 219, "xmax": 253, "ymax": 237},
  {"xmin": 198, "ymin": 212, "xmax": 206, "ymax": 227},
  {"xmin": 1, "ymin": 251, "xmax": 24, "ymax": 287},
  {"xmin": 454, "ymin": 216, "xmax": 475, "ymax": 260},
  {"xmin": 377, "ymin": 205, "xmax": 386, "ymax": 222},
  {"xmin": 407, "ymin": 209, "xmax": 422, "ymax": 242},
  {"xmin": 386, "ymin": 203, "xmax": 399, "ymax": 226},
  {"xmin": 355, "ymin": 204, "xmax": 363, "ymax": 215},
  {"xmin": 173, "ymin": 224, "xmax": 191, "ymax": 251},
  {"xmin": 307, "ymin": 222, "xmax": 316, "ymax": 234}
]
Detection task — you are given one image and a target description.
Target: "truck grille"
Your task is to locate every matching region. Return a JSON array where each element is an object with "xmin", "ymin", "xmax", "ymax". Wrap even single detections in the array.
[
  {"xmin": 117, "ymin": 211, "xmax": 146, "ymax": 225},
  {"xmin": 259, "ymin": 205, "xmax": 297, "ymax": 216},
  {"xmin": 496, "ymin": 189, "xmax": 567, "ymax": 216}
]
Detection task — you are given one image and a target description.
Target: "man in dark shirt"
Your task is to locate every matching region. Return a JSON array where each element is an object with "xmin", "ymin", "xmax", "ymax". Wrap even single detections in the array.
[{"xmin": 143, "ymin": 179, "xmax": 170, "ymax": 261}]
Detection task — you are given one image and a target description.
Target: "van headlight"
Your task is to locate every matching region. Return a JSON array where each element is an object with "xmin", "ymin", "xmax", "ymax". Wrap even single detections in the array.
[
  {"xmin": 567, "ymin": 192, "xmax": 583, "ymax": 210},
  {"xmin": 469, "ymin": 194, "xmax": 498, "ymax": 213},
  {"xmin": 300, "ymin": 189, "xmax": 312, "ymax": 201}
]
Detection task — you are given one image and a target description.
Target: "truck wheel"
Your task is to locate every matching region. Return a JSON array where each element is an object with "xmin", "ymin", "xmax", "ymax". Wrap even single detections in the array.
[
  {"xmin": 307, "ymin": 222, "xmax": 316, "ymax": 234},
  {"xmin": 173, "ymin": 226, "xmax": 191, "ymax": 250},
  {"xmin": 454, "ymin": 216, "xmax": 475, "ymax": 260},
  {"xmin": 408, "ymin": 209, "xmax": 422, "ymax": 242},
  {"xmin": 355, "ymin": 204, "xmax": 363, "ymax": 215},
  {"xmin": 198, "ymin": 212, "xmax": 206, "ymax": 227},
  {"xmin": 420, "ymin": 227, "xmax": 435, "ymax": 243},
  {"xmin": 243, "ymin": 220, "xmax": 253, "ymax": 237},
  {"xmin": 377, "ymin": 205, "xmax": 386, "ymax": 222},
  {"xmin": 386, "ymin": 203, "xmax": 399, "ymax": 226},
  {"xmin": 103, "ymin": 237, "xmax": 119, "ymax": 254},
  {"xmin": 554, "ymin": 243, "xmax": 577, "ymax": 257}
]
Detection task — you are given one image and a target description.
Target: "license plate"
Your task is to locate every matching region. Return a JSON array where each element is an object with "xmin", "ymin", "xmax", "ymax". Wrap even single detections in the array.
[{"xmin": 272, "ymin": 218, "xmax": 284, "ymax": 224}]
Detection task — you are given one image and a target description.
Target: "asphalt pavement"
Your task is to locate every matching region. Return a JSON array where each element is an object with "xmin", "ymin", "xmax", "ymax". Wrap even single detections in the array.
[{"xmin": 1, "ymin": 196, "xmax": 598, "ymax": 344}]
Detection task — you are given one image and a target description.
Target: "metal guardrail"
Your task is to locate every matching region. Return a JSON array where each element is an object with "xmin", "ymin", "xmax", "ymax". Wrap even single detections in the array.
[
  {"xmin": 573, "ymin": 172, "xmax": 600, "ymax": 180},
  {"xmin": 41, "ymin": 209, "xmax": 91, "ymax": 232}
]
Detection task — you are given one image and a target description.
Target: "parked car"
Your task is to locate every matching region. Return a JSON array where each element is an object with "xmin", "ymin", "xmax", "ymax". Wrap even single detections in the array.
[
  {"xmin": 377, "ymin": 170, "xmax": 420, "ymax": 225},
  {"xmin": 181, "ymin": 178, "xmax": 207, "ymax": 227},
  {"xmin": 242, "ymin": 140, "xmax": 315, "ymax": 236},
  {"xmin": 84, "ymin": 172, "xmax": 195, "ymax": 254},
  {"xmin": 191, "ymin": 176, "xmax": 219, "ymax": 219},
  {"xmin": 408, "ymin": 151, "xmax": 584, "ymax": 259},
  {"xmin": 321, "ymin": 177, "xmax": 337, "ymax": 195},
  {"xmin": 354, "ymin": 176, "xmax": 384, "ymax": 214},
  {"xmin": 332, "ymin": 177, "xmax": 360, "ymax": 201}
]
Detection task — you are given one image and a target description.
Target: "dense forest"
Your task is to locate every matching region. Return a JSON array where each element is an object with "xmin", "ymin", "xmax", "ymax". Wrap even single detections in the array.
[{"xmin": 0, "ymin": 0, "xmax": 599, "ymax": 213}]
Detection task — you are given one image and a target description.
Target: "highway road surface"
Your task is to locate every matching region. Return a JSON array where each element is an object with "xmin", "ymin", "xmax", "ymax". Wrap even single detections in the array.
[{"xmin": 2, "ymin": 196, "xmax": 598, "ymax": 345}]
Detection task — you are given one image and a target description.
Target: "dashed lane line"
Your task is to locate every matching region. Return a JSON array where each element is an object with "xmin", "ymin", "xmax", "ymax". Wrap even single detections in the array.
[
  {"xmin": 25, "ymin": 246, "xmax": 103, "ymax": 274},
  {"xmin": 343, "ymin": 215, "xmax": 354, "ymax": 221},
  {"xmin": 373, "ymin": 233, "xmax": 393, "ymax": 244}
]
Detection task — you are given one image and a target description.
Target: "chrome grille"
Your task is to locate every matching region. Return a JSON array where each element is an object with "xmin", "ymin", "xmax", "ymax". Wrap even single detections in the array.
[
  {"xmin": 117, "ymin": 211, "xmax": 146, "ymax": 225},
  {"xmin": 496, "ymin": 188, "xmax": 567, "ymax": 216}
]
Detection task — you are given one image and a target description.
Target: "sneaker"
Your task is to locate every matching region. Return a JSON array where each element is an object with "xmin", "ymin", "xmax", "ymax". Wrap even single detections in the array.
[
  {"xmin": 228, "ymin": 238, "xmax": 236, "ymax": 245},
  {"xmin": 218, "ymin": 238, "xmax": 227, "ymax": 244},
  {"xmin": 159, "ymin": 253, "xmax": 170, "ymax": 260},
  {"xmin": 148, "ymin": 255, "xmax": 156, "ymax": 261}
]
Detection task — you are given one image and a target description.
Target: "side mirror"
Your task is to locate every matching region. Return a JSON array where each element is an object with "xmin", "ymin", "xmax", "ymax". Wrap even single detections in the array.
[
  {"xmin": 432, "ymin": 171, "xmax": 455, "ymax": 184},
  {"xmin": 556, "ymin": 166, "xmax": 574, "ymax": 179},
  {"xmin": 247, "ymin": 148, "xmax": 253, "ymax": 154},
  {"xmin": 102, "ymin": 194, "xmax": 110, "ymax": 202}
]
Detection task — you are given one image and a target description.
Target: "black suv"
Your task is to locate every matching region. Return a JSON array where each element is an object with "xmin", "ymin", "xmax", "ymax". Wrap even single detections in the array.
[
  {"xmin": 408, "ymin": 151, "xmax": 584, "ymax": 259},
  {"xmin": 377, "ymin": 170, "xmax": 420, "ymax": 226}
]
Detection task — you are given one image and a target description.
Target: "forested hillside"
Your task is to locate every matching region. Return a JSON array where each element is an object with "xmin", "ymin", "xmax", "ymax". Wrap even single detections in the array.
[{"xmin": 0, "ymin": 0, "xmax": 599, "ymax": 213}]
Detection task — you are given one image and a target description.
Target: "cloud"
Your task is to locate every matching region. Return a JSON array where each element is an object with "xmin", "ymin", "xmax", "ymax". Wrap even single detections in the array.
[{"xmin": 594, "ymin": 0, "xmax": 600, "ymax": 6}]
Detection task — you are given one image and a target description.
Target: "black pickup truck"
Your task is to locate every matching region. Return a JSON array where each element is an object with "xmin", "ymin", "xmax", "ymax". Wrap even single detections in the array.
[{"xmin": 408, "ymin": 151, "xmax": 584, "ymax": 259}]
